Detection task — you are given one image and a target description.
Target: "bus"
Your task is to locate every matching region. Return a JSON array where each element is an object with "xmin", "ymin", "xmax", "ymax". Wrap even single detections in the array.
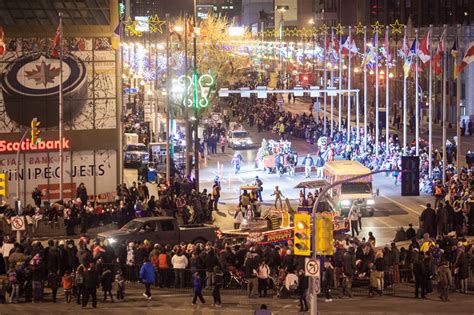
[{"xmin": 323, "ymin": 160, "xmax": 375, "ymax": 217}]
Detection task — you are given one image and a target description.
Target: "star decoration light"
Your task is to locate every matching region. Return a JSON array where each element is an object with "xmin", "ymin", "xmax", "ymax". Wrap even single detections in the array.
[
  {"xmin": 283, "ymin": 28, "xmax": 292, "ymax": 37},
  {"xmin": 123, "ymin": 16, "xmax": 133, "ymax": 28},
  {"xmin": 355, "ymin": 22, "xmax": 365, "ymax": 35},
  {"xmin": 390, "ymin": 19, "xmax": 404, "ymax": 35},
  {"xmin": 371, "ymin": 21, "xmax": 384, "ymax": 34},
  {"xmin": 148, "ymin": 15, "xmax": 166, "ymax": 34},
  {"xmin": 334, "ymin": 23, "xmax": 344, "ymax": 35},
  {"xmin": 289, "ymin": 29, "xmax": 298, "ymax": 37},
  {"xmin": 126, "ymin": 20, "xmax": 142, "ymax": 37},
  {"xmin": 319, "ymin": 24, "xmax": 329, "ymax": 35}
]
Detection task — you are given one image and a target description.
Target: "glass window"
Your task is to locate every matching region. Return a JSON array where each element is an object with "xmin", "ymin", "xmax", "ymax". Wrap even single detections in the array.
[{"xmin": 161, "ymin": 220, "xmax": 175, "ymax": 232}]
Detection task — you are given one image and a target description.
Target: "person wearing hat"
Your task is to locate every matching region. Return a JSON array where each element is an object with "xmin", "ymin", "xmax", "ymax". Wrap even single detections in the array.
[{"xmin": 437, "ymin": 260, "xmax": 452, "ymax": 301}]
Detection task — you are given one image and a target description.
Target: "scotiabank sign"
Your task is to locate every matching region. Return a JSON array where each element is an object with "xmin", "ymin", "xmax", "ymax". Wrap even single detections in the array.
[{"xmin": 0, "ymin": 138, "xmax": 70, "ymax": 153}]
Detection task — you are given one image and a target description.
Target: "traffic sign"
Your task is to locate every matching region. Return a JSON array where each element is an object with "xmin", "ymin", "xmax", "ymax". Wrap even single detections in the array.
[
  {"xmin": 305, "ymin": 258, "xmax": 320, "ymax": 277},
  {"xmin": 313, "ymin": 276, "xmax": 321, "ymax": 294},
  {"xmin": 11, "ymin": 216, "xmax": 25, "ymax": 231}
]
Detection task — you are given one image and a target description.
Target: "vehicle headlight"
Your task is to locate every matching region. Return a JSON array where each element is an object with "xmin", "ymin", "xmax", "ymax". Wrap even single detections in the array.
[
  {"xmin": 247, "ymin": 140, "xmax": 253, "ymax": 144},
  {"xmin": 341, "ymin": 200, "xmax": 351, "ymax": 207},
  {"xmin": 235, "ymin": 141, "xmax": 241, "ymax": 145},
  {"xmin": 367, "ymin": 199, "xmax": 375, "ymax": 206},
  {"xmin": 107, "ymin": 238, "xmax": 116, "ymax": 244}
]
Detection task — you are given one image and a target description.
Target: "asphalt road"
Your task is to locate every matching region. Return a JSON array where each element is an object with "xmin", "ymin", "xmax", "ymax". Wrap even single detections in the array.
[
  {"xmin": 2, "ymin": 287, "xmax": 474, "ymax": 315},
  {"xmin": 124, "ymin": 99, "xmax": 435, "ymax": 246}
]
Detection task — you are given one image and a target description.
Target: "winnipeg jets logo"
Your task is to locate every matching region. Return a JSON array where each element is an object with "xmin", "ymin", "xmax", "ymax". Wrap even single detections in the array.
[{"xmin": 25, "ymin": 60, "xmax": 60, "ymax": 87}]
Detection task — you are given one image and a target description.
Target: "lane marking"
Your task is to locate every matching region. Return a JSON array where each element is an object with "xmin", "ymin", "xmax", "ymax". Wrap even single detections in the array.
[{"xmin": 380, "ymin": 194, "xmax": 422, "ymax": 216}]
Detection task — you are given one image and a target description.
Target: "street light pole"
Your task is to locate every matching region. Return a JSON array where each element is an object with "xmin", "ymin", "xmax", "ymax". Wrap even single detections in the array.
[
  {"xmin": 165, "ymin": 14, "xmax": 171, "ymax": 184},
  {"xmin": 456, "ymin": 24, "xmax": 461, "ymax": 173},
  {"xmin": 310, "ymin": 168, "xmax": 392, "ymax": 315},
  {"xmin": 193, "ymin": 0, "xmax": 200, "ymax": 190},
  {"xmin": 184, "ymin": 13, "xmax": 192, "ymax": 177}
]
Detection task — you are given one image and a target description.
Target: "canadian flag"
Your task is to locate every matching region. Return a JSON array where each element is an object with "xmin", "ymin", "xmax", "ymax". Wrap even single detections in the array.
[
  {"xmin": 0, "ymin": 26, "xmax": 6, "ymax": 56},
  {"xmin": 51, "ymin": 24, "xmax": 61, "ymax": 57},
  {"xmin": 432, "ymin": 30, "xmax": 445, "ymax": 76},
  {"xmin": 417, "ymin": 30, "xmax": 431, "ymax": 64},
  {"xmin": 457, "ymin": 40, "xmax": 474, "ymax": 76}
]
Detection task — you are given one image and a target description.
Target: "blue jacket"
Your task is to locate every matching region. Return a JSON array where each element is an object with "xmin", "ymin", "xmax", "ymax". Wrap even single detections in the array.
[
  {"xmin": 140, "ymin": 262, "xmax": 156, "ymax": 284},
  {"xmin": 192, "ymin": 274, "xmax": 203, "ymax": 292}
]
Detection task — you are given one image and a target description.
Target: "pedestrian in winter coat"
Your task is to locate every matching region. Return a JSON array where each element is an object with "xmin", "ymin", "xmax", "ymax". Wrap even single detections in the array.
[
  {"xmin": 212, "ymin": 266, "xmax": 223, "ymax": 307},
  {"xmin": 257, "ymin": 260, "xmax": 270, "ymax": 297},
  {"xmin": 297, "ymin": 269, "xmax": 309, "ymax": 312},
  {"xmin": 192, "ymin": 271, "xmax": 205, "ymax": 305},
  {"xmin": 437, "ymin": 260, "xmax": 452, "ymax": 301},
  {"xmin": 75, "ymin": 264, "xmax": 85, "ymax": 305},
  {"xmin": 420, "ymin": 204, "xmax": 436, "ymax": 237},
  {"xmin": 171, "ymin": 250, "xmax": 188, "ymax": 288},
  {"xmin": 48, "ymin": 271, "xmax": 60, "ymax": 303},
  {"xmin": 413, "ymin": 253, "xmax": 427, "ymax": 299},
  {"xmin": 456, "ymin": 252, "xmax": 469, "ymax": 293},
  {"xmin": 82, "ymin": 263, "xmax": 100, "ymax": 308},
  {"xmin": 436, "ymin": 204, "xmax": 448, "ymax": 236},
  {"xmin": 341, "ymin": 247, "xmax": 355, "ymax": 298},
  {"xmin": 322, "ymin": 260, "xmax": 334, "ymax": 302},
  {"xmin": 139, "ymin": 257, "xmax": 155, "ymax": 299},
  {"xmin": 101, "ymin": 268, "xmax": 114, "ymax": 302}
]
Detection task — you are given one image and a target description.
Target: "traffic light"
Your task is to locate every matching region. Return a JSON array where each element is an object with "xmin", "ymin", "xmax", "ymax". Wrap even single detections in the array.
[
  {"xmin": 401, "ymin": 156, "xmax": 420, "ymax": 196},
  {"xmin": 0, "ymin": 173, "xmax": 7, "ymax": 197},
  {"xmin": 316, "ymin": 214, "xmax": 334, "ymax": 256},
  {"xmin": 31, "ymin": 117, "xmax": 41, "ymax": 144},
  {"xmin": 294, "ymin": 213, "xmax": 311, "ymax": 256}
]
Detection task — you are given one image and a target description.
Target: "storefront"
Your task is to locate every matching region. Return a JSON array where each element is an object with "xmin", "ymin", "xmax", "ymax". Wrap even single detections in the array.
[{"xmin": 0, "ymin": 0, "xmax": 121, "ymax": 205}]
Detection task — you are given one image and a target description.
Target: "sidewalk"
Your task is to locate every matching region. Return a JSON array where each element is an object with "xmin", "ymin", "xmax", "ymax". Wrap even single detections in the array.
[{"xmin": 2, "ymin": 285, "xmax": 473, "ymax": 315}]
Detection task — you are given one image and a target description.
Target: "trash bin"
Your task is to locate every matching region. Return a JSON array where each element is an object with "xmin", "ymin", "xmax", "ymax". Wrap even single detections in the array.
[{"xmin": 147, "ymin": 168, "xmax": 157, "ymax": 182}]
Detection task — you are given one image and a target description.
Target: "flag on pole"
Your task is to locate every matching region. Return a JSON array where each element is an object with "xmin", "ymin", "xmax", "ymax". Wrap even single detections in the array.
[
  {"xmin": 111, "ymin": 22, "xmax": 121, "ymax": 50},
  {"xmin": 457, "ymin": 40, "xmax": 474, "ymax": 77},
  {"xmin": 404, "ymin": 39, "xmax": 416, "ymax": 78},
  {"xmin": 51, "ymin": 23, "xmax": 61, "ymax": 57},
  {"xmin": 452, "ymin": 36, "xmax": 460, "ymax": 79},
  {"xmin": 417, "ymin": 30, "xmax": 431, "ymax": 64},
  {"xmin": 432, "ymin": 30, "xmax": 445, "ymax": 76},
  {"xmin": 381, "ymin": 28, "xmax": 391, "ymax": 62},
  {"xmin": 328, "ymin": 30, "xmax": 339, "ymax": 63},
  {"xmin": 0, "ymin": 26, "xmax": 6, "ymax": 56},
  {"xmin": 451, "ymin": 36, "xmax": 459, "ymax": 59},
  {"xmin": 362, "ymin": 33, "xmax": 378, "ymax": 67},
  {"xmin": 342, "ymin": 37, "xmax": 358, "ymax": 56}
]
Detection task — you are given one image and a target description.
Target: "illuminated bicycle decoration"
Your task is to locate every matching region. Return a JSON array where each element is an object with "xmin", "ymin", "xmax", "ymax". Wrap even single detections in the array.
[{"xmin": 176, "ymin": 73, "xmax": 216, "ymax": 108}]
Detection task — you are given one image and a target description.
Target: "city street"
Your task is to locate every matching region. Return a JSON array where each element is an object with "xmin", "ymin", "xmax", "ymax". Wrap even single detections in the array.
[
  {"xmin": 2, "ymin": 287, "xmax": 474, "ymax": 315},
  {"xmin": 124, "ymin": 96, "xmax": 437, "ymax": 246}
]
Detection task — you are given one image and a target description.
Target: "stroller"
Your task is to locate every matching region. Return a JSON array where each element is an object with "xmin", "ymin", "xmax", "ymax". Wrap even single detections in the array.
[
  {"xmin": 276, "ymin": 272, "xmax": 299, "ymax": 298},
  {"xmin": 225, "ymin": 265, "xmax": 247, "ymax": 289}
]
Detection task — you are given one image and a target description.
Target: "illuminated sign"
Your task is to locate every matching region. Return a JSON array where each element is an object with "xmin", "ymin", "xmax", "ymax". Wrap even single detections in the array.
[{"xmin": 0, "ymin": 138, "xmax": 70, "ymax": 153}]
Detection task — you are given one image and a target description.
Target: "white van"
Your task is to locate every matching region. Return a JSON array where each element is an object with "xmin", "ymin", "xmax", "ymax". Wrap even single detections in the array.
[{"xmin": 323, "ymin": 160, "xmax": 375, "ymax": 217}]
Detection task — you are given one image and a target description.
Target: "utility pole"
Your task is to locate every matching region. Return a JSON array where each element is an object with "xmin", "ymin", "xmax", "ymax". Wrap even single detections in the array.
[{"xmin": 193, "ymin": 0, "xmax": 200, "ymax": 190}]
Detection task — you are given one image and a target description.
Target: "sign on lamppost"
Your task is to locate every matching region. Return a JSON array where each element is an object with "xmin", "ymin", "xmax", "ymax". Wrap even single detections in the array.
[{"xmin": 176, "ymin": 73, "xmax": 215, "ymax": 108}]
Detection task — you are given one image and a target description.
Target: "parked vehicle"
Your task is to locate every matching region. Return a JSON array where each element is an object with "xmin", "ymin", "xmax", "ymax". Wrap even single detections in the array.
[
  {"xmin": 98, "ymin": 217, "xmax": 217, "ymax": 246},
  {"xmin": 124, "ymin": 143, "xmax": 150, "ymax": 168}
]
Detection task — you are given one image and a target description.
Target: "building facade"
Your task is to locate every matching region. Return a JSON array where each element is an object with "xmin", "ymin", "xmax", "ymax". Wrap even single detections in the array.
[{"xmin": 0, "ymin": 0, "xmax": 122, "ymax": 205}]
